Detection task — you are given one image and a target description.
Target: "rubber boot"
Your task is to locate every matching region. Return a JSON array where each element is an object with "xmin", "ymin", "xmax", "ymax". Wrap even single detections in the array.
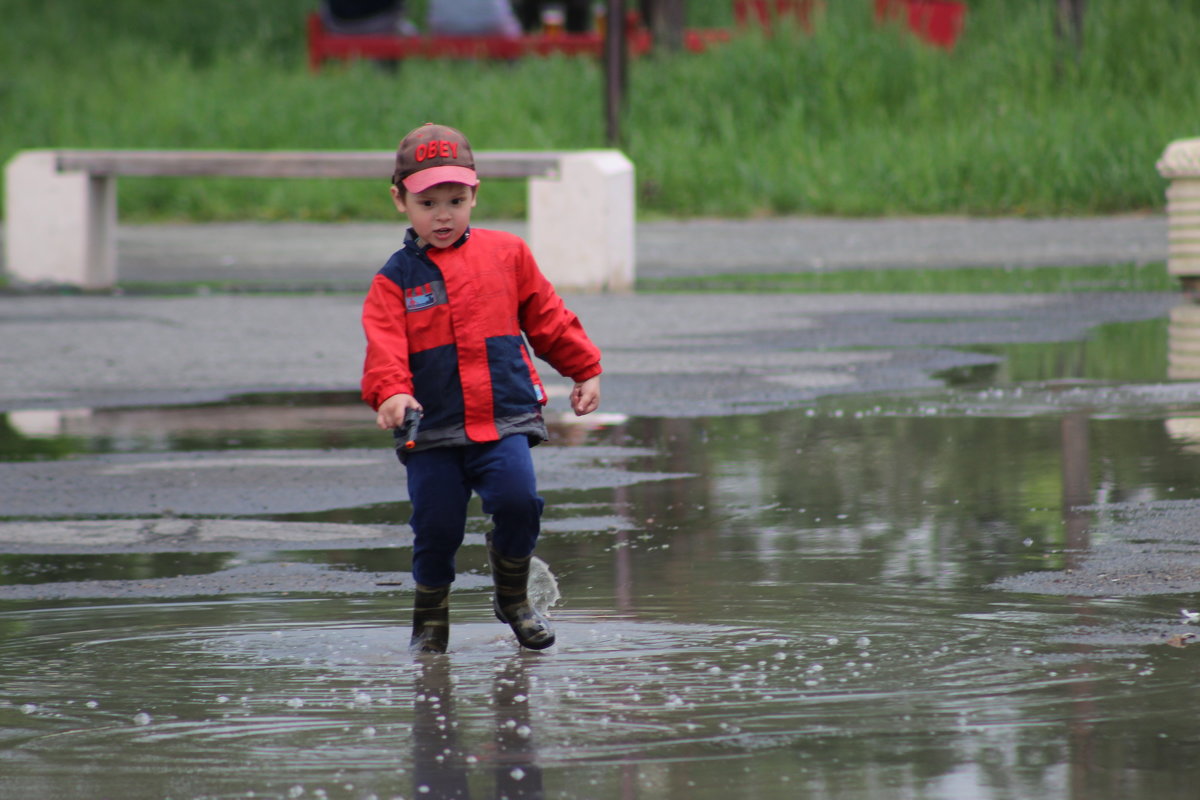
[
  {"xmin": 489, "ymin": 544, "xmax": 556, "ymax": 650},
  {"xmin": 410, "ymin": 583, "xmax": 450, "ymax": 654}
]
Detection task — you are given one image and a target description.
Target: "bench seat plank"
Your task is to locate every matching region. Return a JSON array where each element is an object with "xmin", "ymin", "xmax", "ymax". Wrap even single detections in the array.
[{"xmin": 55, "ymin": 150, "xmax": 561, "ymax": 180}]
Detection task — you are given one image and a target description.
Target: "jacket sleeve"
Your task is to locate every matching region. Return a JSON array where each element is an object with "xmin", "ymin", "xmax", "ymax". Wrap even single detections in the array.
[
  {"xmin": 515, "ymin": 244, "xmax": 603, "ymax": 382},
  {"xmin": 360, "ymin": 273, "xmax": 414, "ymax": 410}
]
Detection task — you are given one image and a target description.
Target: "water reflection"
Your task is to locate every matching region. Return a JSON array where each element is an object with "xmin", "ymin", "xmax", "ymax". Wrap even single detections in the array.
[
  {"xmin": 6, "ymin": 590, "xmax": 1193, "ymax": 799},
  {"xmin": 412, "ymin": 659, "xmax": 472, "ymax": 799},
  {"xmin": 1165, "ymin": 301, "xmax": 1200, "ymax": 452},
  {"xmin": 5, "ymin": 321, "xmax": 1200, "ymax": 797},
  {"xmin": 1167, "ymin": 301, "xmax": 1200, "ymax": 381},
  {"xmin": 409, "ymin": 656, "xmax": 548, "ymax": 800},
  {"xmin": 1060, "ymin": 411, "xmax": 1091, "ymax": 568}
]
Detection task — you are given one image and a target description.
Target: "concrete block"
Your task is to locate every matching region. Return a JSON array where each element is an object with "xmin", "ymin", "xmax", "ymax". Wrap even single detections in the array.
[
  {"xmin": 1158, "ymin": 137, "xmax": 1200, "ymax": 283},
  {"xmin": 1169, "ymin": 301, "xmax": 1200, "ymax": 379},
  {"xmin": 3, "ymin": 147, "xmax": 635, "ymax": 291},
  {"xmin": 528, "ymin": 150, "xmax": 635, "ymax": 292},
  {"xmin": 4, "ymin": 150, "xmax": 117, "ymax": 288}
]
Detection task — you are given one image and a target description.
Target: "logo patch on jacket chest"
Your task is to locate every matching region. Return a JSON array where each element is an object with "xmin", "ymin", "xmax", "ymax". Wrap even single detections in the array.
[{"xmin": 405, "ymin": 281, "xmax": 448, "ymax": 312}]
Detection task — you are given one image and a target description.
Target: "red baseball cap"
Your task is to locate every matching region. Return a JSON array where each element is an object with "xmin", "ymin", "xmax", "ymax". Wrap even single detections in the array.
[{"xmin": 393, "ymin": 123, "xmax": 479, "ymax": 194}]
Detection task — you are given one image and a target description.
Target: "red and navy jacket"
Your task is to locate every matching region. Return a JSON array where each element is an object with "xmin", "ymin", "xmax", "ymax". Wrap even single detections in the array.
[{"xmin": 361, "ymin": 227, "xmax": 602, "ymax": 451}]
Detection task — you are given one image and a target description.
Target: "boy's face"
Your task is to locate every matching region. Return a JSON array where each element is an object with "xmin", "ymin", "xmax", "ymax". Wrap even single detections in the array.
[{"xmin": 391, "ymin": 181, "xmax": 477, "ymax": 249}]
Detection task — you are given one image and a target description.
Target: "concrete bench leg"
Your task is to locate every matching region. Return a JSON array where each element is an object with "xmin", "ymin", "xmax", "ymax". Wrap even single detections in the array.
[
  {"xmin": 4, "ymin": 150, "xmax": 117, "ymax": 289},
  {"xmin": 528, "ymin": 150, "xmax": 635, "ymax": 292}
]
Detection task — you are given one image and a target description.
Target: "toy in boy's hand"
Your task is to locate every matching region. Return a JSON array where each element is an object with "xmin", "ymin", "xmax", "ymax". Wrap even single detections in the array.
[{"xmin": 397, "ymin": 407, "xmax": 422, "ymax": 450}]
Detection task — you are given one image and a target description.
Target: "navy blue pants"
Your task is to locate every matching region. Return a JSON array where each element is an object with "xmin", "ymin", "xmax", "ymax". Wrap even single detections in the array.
[{"xmin": 405, "ymin": 434, "xmax": 544, "ymax": 587}]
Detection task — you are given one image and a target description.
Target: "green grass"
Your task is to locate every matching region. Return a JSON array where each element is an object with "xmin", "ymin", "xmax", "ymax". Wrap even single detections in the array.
[
  {"xmin": 636, "ymin": 261, "xmax": 1175, "ymax": 293},
  {"xmin": 1, "ymin": 0, "xmax": 1197, "ymax": 222}
]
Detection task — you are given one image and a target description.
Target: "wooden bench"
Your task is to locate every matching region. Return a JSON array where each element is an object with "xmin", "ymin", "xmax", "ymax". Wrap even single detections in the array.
[
  {"xmin": 3, "ymin": 149, "xmax": 635, "ymax": 291},
  {"xmin": 306, "ymin": 10, "xmax": 730, "ymax": 69},
  {"xmin": 305, "ymin": 0, "xmax": 826, "ymax": 70}
]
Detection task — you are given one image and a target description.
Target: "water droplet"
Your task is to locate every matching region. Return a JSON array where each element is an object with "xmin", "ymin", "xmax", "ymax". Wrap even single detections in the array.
[
  {"xmin": 133, "ymin": 712, "xmax": 152, "ymax": 726},
  {"xmin": 510, "ymin": 767, "xmax": 526, "ymax": 781},
  {"xmin": 20, "ymin": 704, "xmax": 37, "ymax": 715},
  {"xmin": 855, "ymin": 636, "xmax": 871, "ymax": 648},
  {"xmin": 287, "ymin": 697, "xmax": 305, "ymax": 708}
]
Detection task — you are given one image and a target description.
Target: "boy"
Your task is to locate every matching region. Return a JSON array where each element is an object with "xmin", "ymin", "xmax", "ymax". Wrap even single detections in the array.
[{"xmin": 361, "ymin": 123, "xmax": 602, "ymax": 654}]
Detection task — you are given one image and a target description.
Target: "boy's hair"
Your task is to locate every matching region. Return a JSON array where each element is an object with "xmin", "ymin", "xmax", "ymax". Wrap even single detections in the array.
[{"xmin": 393, "ymin": 123, "xmax": 479, "ymax": 194}]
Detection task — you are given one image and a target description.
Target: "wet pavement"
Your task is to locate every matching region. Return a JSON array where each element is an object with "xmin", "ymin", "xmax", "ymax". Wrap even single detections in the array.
[
  {"xmin": 98, "ymin": 214, "xmax": 1168, "ymax": 287},
  {"xmin": 4, "ymin": 216, "xmax": 1200, "ymax": 799},
  {"xmin": 0, "ymin": 288, "xmax": 1182, "ymax": 419}
]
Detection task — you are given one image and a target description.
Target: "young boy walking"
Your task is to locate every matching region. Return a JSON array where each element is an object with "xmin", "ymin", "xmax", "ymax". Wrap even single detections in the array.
[{"xmin": 361, "ymin": 123, "xmax": 603, "ymax": 654}]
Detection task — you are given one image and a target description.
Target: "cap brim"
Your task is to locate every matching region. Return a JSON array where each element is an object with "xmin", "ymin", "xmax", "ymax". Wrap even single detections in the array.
[{"xmin": 402, "ymin": 166, "xmax": 480, "ymax": 194}]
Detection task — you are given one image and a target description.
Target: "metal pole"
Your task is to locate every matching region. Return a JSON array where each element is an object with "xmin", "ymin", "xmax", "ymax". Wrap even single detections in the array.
[{"xmin": 604, "ymin": 0, "xmax": 627, "ymax": 146}]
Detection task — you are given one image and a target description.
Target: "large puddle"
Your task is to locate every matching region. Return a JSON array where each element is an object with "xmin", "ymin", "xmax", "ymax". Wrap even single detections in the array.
[{"xmin": 5, "ymin": 314, "xmax": 1200, "ymax": 798}]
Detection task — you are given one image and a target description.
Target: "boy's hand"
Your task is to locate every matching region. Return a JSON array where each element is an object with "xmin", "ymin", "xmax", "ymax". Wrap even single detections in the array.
[
  {"xmin": 376, "ymin": 393, "xmax": 422, "ymax": 430},
  {"xmin": 570, "ymin": 376, "xmax": 601, "ymax": 416}
]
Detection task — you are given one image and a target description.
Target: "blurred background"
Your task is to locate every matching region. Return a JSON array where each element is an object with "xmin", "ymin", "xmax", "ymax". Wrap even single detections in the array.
[{"xmin": 2, "ymin": 0, "xmax": 1194, "ymax": 222}]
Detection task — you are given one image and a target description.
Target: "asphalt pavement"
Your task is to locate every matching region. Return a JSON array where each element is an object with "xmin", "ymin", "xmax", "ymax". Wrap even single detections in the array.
[
  {"xmin": 0, "ymin": 214, "xmax": 1180, "ymax": 417},
  {"xmin": 106, "ymin": 214, "xmax": 1169, "ymax": 287}
]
